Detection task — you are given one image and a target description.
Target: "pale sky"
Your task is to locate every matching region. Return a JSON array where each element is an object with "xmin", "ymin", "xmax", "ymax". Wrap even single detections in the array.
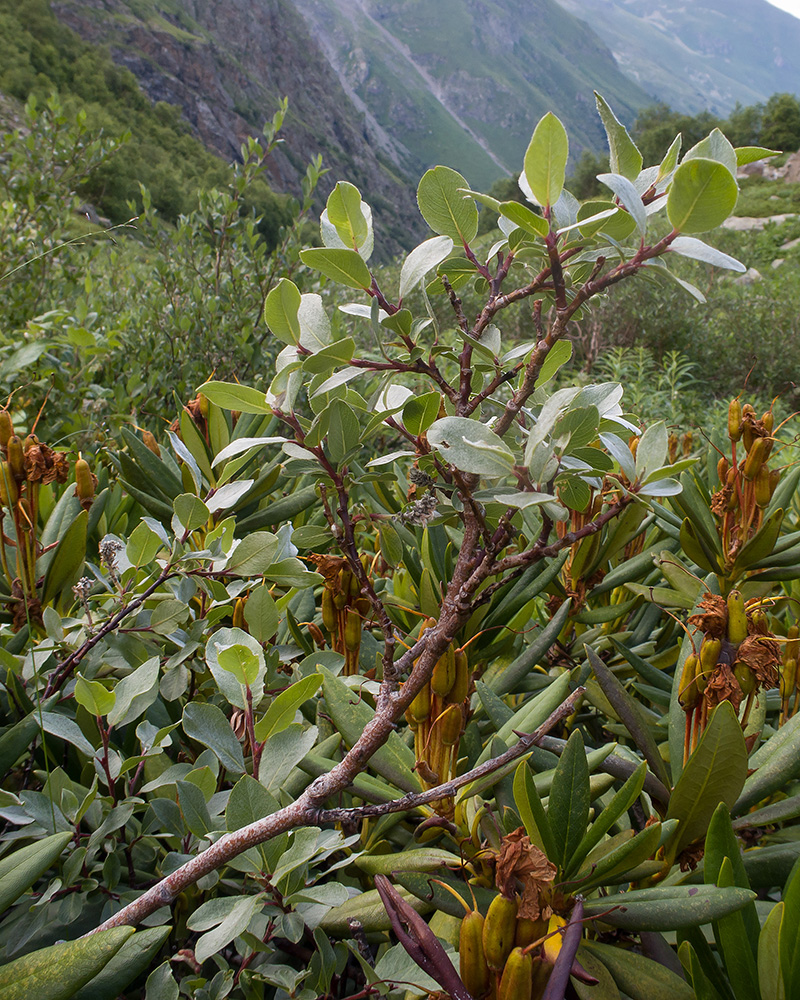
[{"xmin": 766, "ymin": 0, "xmax": 800, "ymax": 17}]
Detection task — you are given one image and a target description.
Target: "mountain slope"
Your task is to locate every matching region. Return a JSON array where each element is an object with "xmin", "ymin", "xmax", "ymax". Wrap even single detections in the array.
[
  {"xmin": 291, "ymin": 0, "xmax": 652, "ymax": 188},
  {"xmin": 554, "ymin": 0, "xmax": 800, "ymax": 114},
  {"xmin": 52, "ymin": 0, "xmax": 426, "ymax": 252}
]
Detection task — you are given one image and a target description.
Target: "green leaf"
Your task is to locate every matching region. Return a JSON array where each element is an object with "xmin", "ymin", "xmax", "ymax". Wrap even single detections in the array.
[
  {"xmin": 107, "ymin": 656, "xmax": 160, "ymax": 728},
  {"xmin": 42, "ymin": 509, "xmax": 87, "ymax": 606},
  {"xmin": 595, "ymin": 92, "xmax": 643, "ymax": 181},
  {"xmin": 635, "ymin": 421, "xmax": 669, "ymax": 482},
  {"xmin": 255, "ymin": 674, "xmax": 322, "ymax": 743},
  {"xmin": 326, "ymin": 398, "xmax": 360, "ymax": 464},
  {"xmin": 144, "ymin": 963, "xmax": 178, "ymax": 1000},
  {"xmin": 402, "ymin": 392, "xmax": 441, "ymax": 437},
  {"xmin": 513, "ymin": 761, "xmax": 558, "ymax": 860},
  {"xmin": 320, "ymin": 668, "xmax": 420, "ymax": 792},
  {"xmin": 548, "ymin": 729, "xmax": 590, "ymax": 868},
  {"xmin": 177, "ymin": 779, "xmax": 211, "ymax": 837},
  {"xmin": 684, "ymin": 129, "xmax": 737, "ymax": 179},
  {"xmin": 226, "ymin": 774, "xmax": 280, "ymax": 831},
  {"xmin": 300, "ymin": 248, "xmax": 372, "ymax": 290},
  {"xmin": 74, "ymin": 675, "xmax": 116, "ymax": 718},
  {"xmin": 192, "ymin": 895, "xmax": 263, "ymax": 964},
  {"xmin": 206, "ymin": 627, "xmax": 265, "ymax": 708},
  {"xmin": 261, "ymin": 724, "xmax": 319, "ymax": 794},
  {"xmin": 326, "ymin": 181, "xmax": 369, "ymax": 249},
  {"xmin": 667, "ymin": 157, "xmax": 739, "ymax": 234},
  {"xmin": 216, "ymin": 644, "xmax": 261, "ymax": 686},
  {"xmin": 524, "ymin": 112, "xmax": 569, "ymax": 208},
  {"xmin": 427, "ymin": 416, "xmax": 514, "ymax": 478},
  {"xmin": 679, "ymin": 941, "xmax": 726, "ymax": 1000},
  {"xmin": 172, "ymin": 493, "xmax": 209, "ymax": 532},
  {"xmin": 227, "ymin": 531, "xmax": 279, "ymax": 575},
  {"xmin": 781, "ymin": 857, "xmax": 800, "ymax": 998},
  {"xmin": 734, "ymin": 711, "xmax": 800, "ymax": 814},
  {"xmin": 581, "ymin": 940, "xmax": 695, "ymax": 1000},
  {"xmin": 498, "ymin": 200, "xmax": 548, "ymax": 237},
  {"xmin": 759, "ymin": 902, "xmax": 785, "ymax": 1000},
  {"xmin": 398, "ymin": 235, "xmax": 453, "ymax": 300},
  {"xmin": 0, "ymin": 927, "xmax": 134, "ymax": 1000},
  {"xmin": 669, "ymin": 236, "xmax": 745, "ymax": 272},
  {"xmin": 243, "ymin": 586, "xmax": 279, "ymax": 642},
  {"xmin": 199, "ymin": 381, "xmax": 271, "ymax": 415},
  {"xmin": 585, "ymin": 646, "xmax": 671, "ymax": 790},
  {"xmin": 666, "ymin": 701, "xmax": 748, "ymax": 860},
  {"xmin": 535, "ymin": 340, "xmax": 573, "ymax": 388},
  {"xmin": 416, "ymin": 166, "xmax": 478, "ymax": 243},
  {"xmin": 736, "ymin": 145, "xmax": 780, "ymax": 166},
  {"xmin": 182, "ymin": 701, "xmax": 245, "ymax": 773},
  {"xmin": 583, "ymin": 885, "xmax": 756, "ymax": 931},
  {"xmin": 573, "ymin": 822, "xmax": 664, "ymax": 891},
  {"xmin": 125, "ymin": 521, "xmax": 163, "ymax": 566},
  {"xmin": 565, "ymin": 763, "xmax": 646, "ymax": 877},
  {"xmin": 658, "ymin": 134, "xmax": 683, "ymax": 182},
  {"xmin": 712, "ymin": 857, "xmax": 759, "ymax": 1000},
  {"xmin": 597, "ymin": 172, "xmax": 647, "ymax": 237},
  {"xmin": 302, "ymin": 337, "xmax": 356, "ymax": 374},
  {"xmin": 73, "ymin": 927, "xmax": 172, "ymax": 1000},
  {"xmin": 149, "ymin": 599, "xmax": 188, "ymax": 636},
  {"xmin": 0, "ymin": 833, "xmax": 71, "ymax": 918},
  {"xmin": 264, "ymin": 278, "xmax": 302, "ymax": 345}
]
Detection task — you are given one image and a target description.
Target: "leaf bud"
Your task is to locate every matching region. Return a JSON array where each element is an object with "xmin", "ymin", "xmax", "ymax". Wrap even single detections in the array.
[
  {"xmin": 459, "ymin": 910, "xmax": 491, "ymax": 1000},
  {"xmin": 726, "ymin": 590, "xmax": 749, "ymax": 644},
  {"xmin": 498, "ymin": 946, "xmax": 533, "ymax": 1000},
  {"xmin": 482, "ymin": 894, "xmax": 518, "ymax": 971},
  {"xmin": 728, "ymin": 399, "xmax": 742, "ymax": 441}
]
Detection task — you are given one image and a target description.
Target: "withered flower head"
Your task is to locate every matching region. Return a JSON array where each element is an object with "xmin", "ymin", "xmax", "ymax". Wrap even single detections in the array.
[
  {"xmin": 737, "ymin": 634, "xmax": 781, "ymax": 689},
  {"xmin": 688, "ymin": 594, "xmax": 728, "ymax": 639},
  {"xmin": 496, "ymin": 827, "xmax": 557, "ymax": 921}
]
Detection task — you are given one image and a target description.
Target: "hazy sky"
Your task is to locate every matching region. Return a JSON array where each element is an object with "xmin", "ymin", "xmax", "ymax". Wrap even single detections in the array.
[{"xmin": 767, "ymin": 0, "xmax": 800, "ymax": 17}]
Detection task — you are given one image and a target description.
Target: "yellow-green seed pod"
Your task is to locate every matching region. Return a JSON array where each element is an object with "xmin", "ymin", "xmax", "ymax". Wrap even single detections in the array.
[
  {"xmin": 321, "ymin": 588, "xmax": 337, "ymax": 633},
  {"xmin": 407, "ymin": 684, "xmax": 430, "ymax": 726},
  {"xmin": 449, "ymin": 648, "xmax": 470, "ymax": 704},
  {"xmin": 436, "ymin": 704, "xmax": 463, "ymax": 747},
  {"xmin": 482, "ymin": 894, "xmax": 518, "ymax": 972},
  {"xmin": 728, "ymin": 399, "xmax": 742, "ymax": 442},
  {"xmin": 678, "ymin": 653, "xmax": 700, "ymax": 710},
  {"xmin": 515, "ymin": 917, "xmax": 547, "ymax": 948},
  {"xmin": 349, "ymin": 571, "xmax": 361, "ymax": 598},
  {"xmin": 75, "ymin": 456, "xmax": 94, "ymax": 503},
  {"xmin": 727, "ymin": 590, "xmax": 749, "ymax": 644},
  {"xmin": 344, "ymin": 608, "xmax": 361, "ymax": 652},
  {"xmin": 717, "ymin": 456, "xmax": 730, "ymax": 484},
  {"xmin": 6, "ymin": 435, "xmax": 24, "ymax": 481},
  {"xmin": 0, "ymin": 462, "xmax": 18, "ymax": 507},
  {"xmin": 530, "ymin": 956, "xmax": 552, "ymax": 997},
  {"xmin": 769, "ymin": 469, "xmax": 781, "ymax": 499},
  {"xmin": 751, "ymin": 608, "xmax": 769, "ymax": 633},
  {"xmin": 431, "ymin": 646, "xmax": 456, "ymax": 698},
  {"xmin": 197, "ymin": 392, "xmax": 210, "ymax": 418},
  {"xmin": 333, "ymin": 577, "xmax": 349, "ymax": 610},
  {"xmin": 459, "ymin": 910, "xmax": 491, "ymax": 1000},
  {"xmin": 498, "ymin": 946, "xmax": 533, "ymax": 1000},
  {"xmin": 700, "ymin": 637, "xmax": 722, "ymax": 673},
  {"xmin": 781, "ymin": 658, "xmax": 796, "ymax": 700},
  {"xmin": 232, "ymin": 597, "xmax": 245, "ymax": 629},
  {"xmin": 743, "ymin": 438, "xmax": 769, "ymax": 479},
  {"xmin": 786, "ymin": 626, "xmax": 799, "ymax": 665},
  {"xmin": 142, "ymin": 430, "xmax": 161, "ymax": 457},
  {"xmin": 629, "ymin": 436, "xmax": 639, "ymax": 461},
  {"xmin": 755, "ymin": 464, "xmax": 772, "ymax": 508},
  {"xmin": 734, "ymin": 662, "xmax": 756, "ymax": 697},
  {"xmin": 762, "ymin": 410, "xmax": 774, "ymax": 434},
  {"xmin": 0, "ymin": 410, "xmax": 13, "ymax": 450}
]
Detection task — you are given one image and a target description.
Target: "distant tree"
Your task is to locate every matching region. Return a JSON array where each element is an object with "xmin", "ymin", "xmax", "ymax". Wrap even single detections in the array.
[
  {"xmin": 633, "ymin": 104, "xmax": 720, "ymax": 165},
  {"xmin": 725, "ymin": 101, "xmax": 764, "ymax": 147},
  {"xmin": 760, "ymin": 93, "xmax": 800, "ymax": 152},
  {"xmin": 570, "ymin": 149, "xmax": 610, "ymax": 200}
]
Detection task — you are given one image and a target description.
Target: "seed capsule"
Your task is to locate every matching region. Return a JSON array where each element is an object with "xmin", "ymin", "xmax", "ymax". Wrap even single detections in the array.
[
  {"xmin": 344, "ymin": 608, "xmax": 361, "ymax": 652},
  {"xmin": 744, "ymin": 438, "xmax": 769, "ymax": 479},
  {"xmin": 717, "ymin": 457, "xmax": 730, "ymax": 484},
  {"xmin": 786, "ymin": 626, "xmax": 799, "ymax": 664},
  {"xmin": 498, "ymin": 946, "xmax": 533, "ymax": 1000},
  {"xmin": 781, "ymin": 658, "xmax": 797, "ymax": 699},
  {"xmin": 700, "ymin": 636, "xmax": 722, "ymax": 673},
  {"xmin": 678, "ymin": 653, "xmax": 700, "ymax": 710},
  {"xmin": 197, "ymin": 392, "xmax": 210, "ymax": 418},
  {"xmin": 142, "ymin": 430, "xmax": 161, "ymax": 457},
  {"xmin": 515, "ymin": 917, "xmax": 547, "ymax": 948},
  {"xmin": 734, "ymin": 662, "xmax": 756, "ymax": 697},
  {"xmin": 407, "ymin": 684, "xmax": 430, "ymax": 726},
  {"xmin": 755, "ymin": 464, "xmax": 772, "ymax": 508},
  {"xmin": 75, "ymin": 456, "xmax": 95, "ymax": 506},
  {"xmin": 321, "ymin": 588, "xmax": 337, "ymax": 633},
  {"xmin": 232, "ymin": 597, "xmax": 245, "ymax": 629},
  {"xmin": 0, "ymin": 462, "xmax": 18, "ymax": 507},
  {"xmin": 436, "ymin": 704, "xmax": 463, "ymax": 747},
  {"xmin": 728, "ymin": 399, "xmax": 742, "ymax": 441},
  {"xmin": 727, "ymin": 590, "xmax": 749, "ymax": 644},
  {"xmin": 449, "ymin": 648, "xmax": 470, "ymax": 704},
  {"xmin": 6, "ymin": 436, "xmax": 24, "ymax": 481},
  {"xmin": 459, "ymin": 910, "xmax": 491, "ymax": 1000},
  {"xmin": 431, "ymin": 646, "xmax": 456, "ymax": 698},
  {"xmin": 482, "ymin": 894, "xmax": 518, "ymax": 972},
  {"xmin": 0, "ymin": 411, "xmax": 13, "ymax": 450},
  {"xmin": 762, "ymin": 410, "xmax": 774, "ymax": 434},
  {"xmin": 769, "ymin": 469, "xmax": 781, "ymax": 499}
]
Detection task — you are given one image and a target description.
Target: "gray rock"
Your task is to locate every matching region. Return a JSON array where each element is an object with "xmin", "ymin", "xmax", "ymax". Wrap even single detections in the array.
[{"xmin": 733, "ymin": 267, "xmax": 763, "ymax": 285}]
